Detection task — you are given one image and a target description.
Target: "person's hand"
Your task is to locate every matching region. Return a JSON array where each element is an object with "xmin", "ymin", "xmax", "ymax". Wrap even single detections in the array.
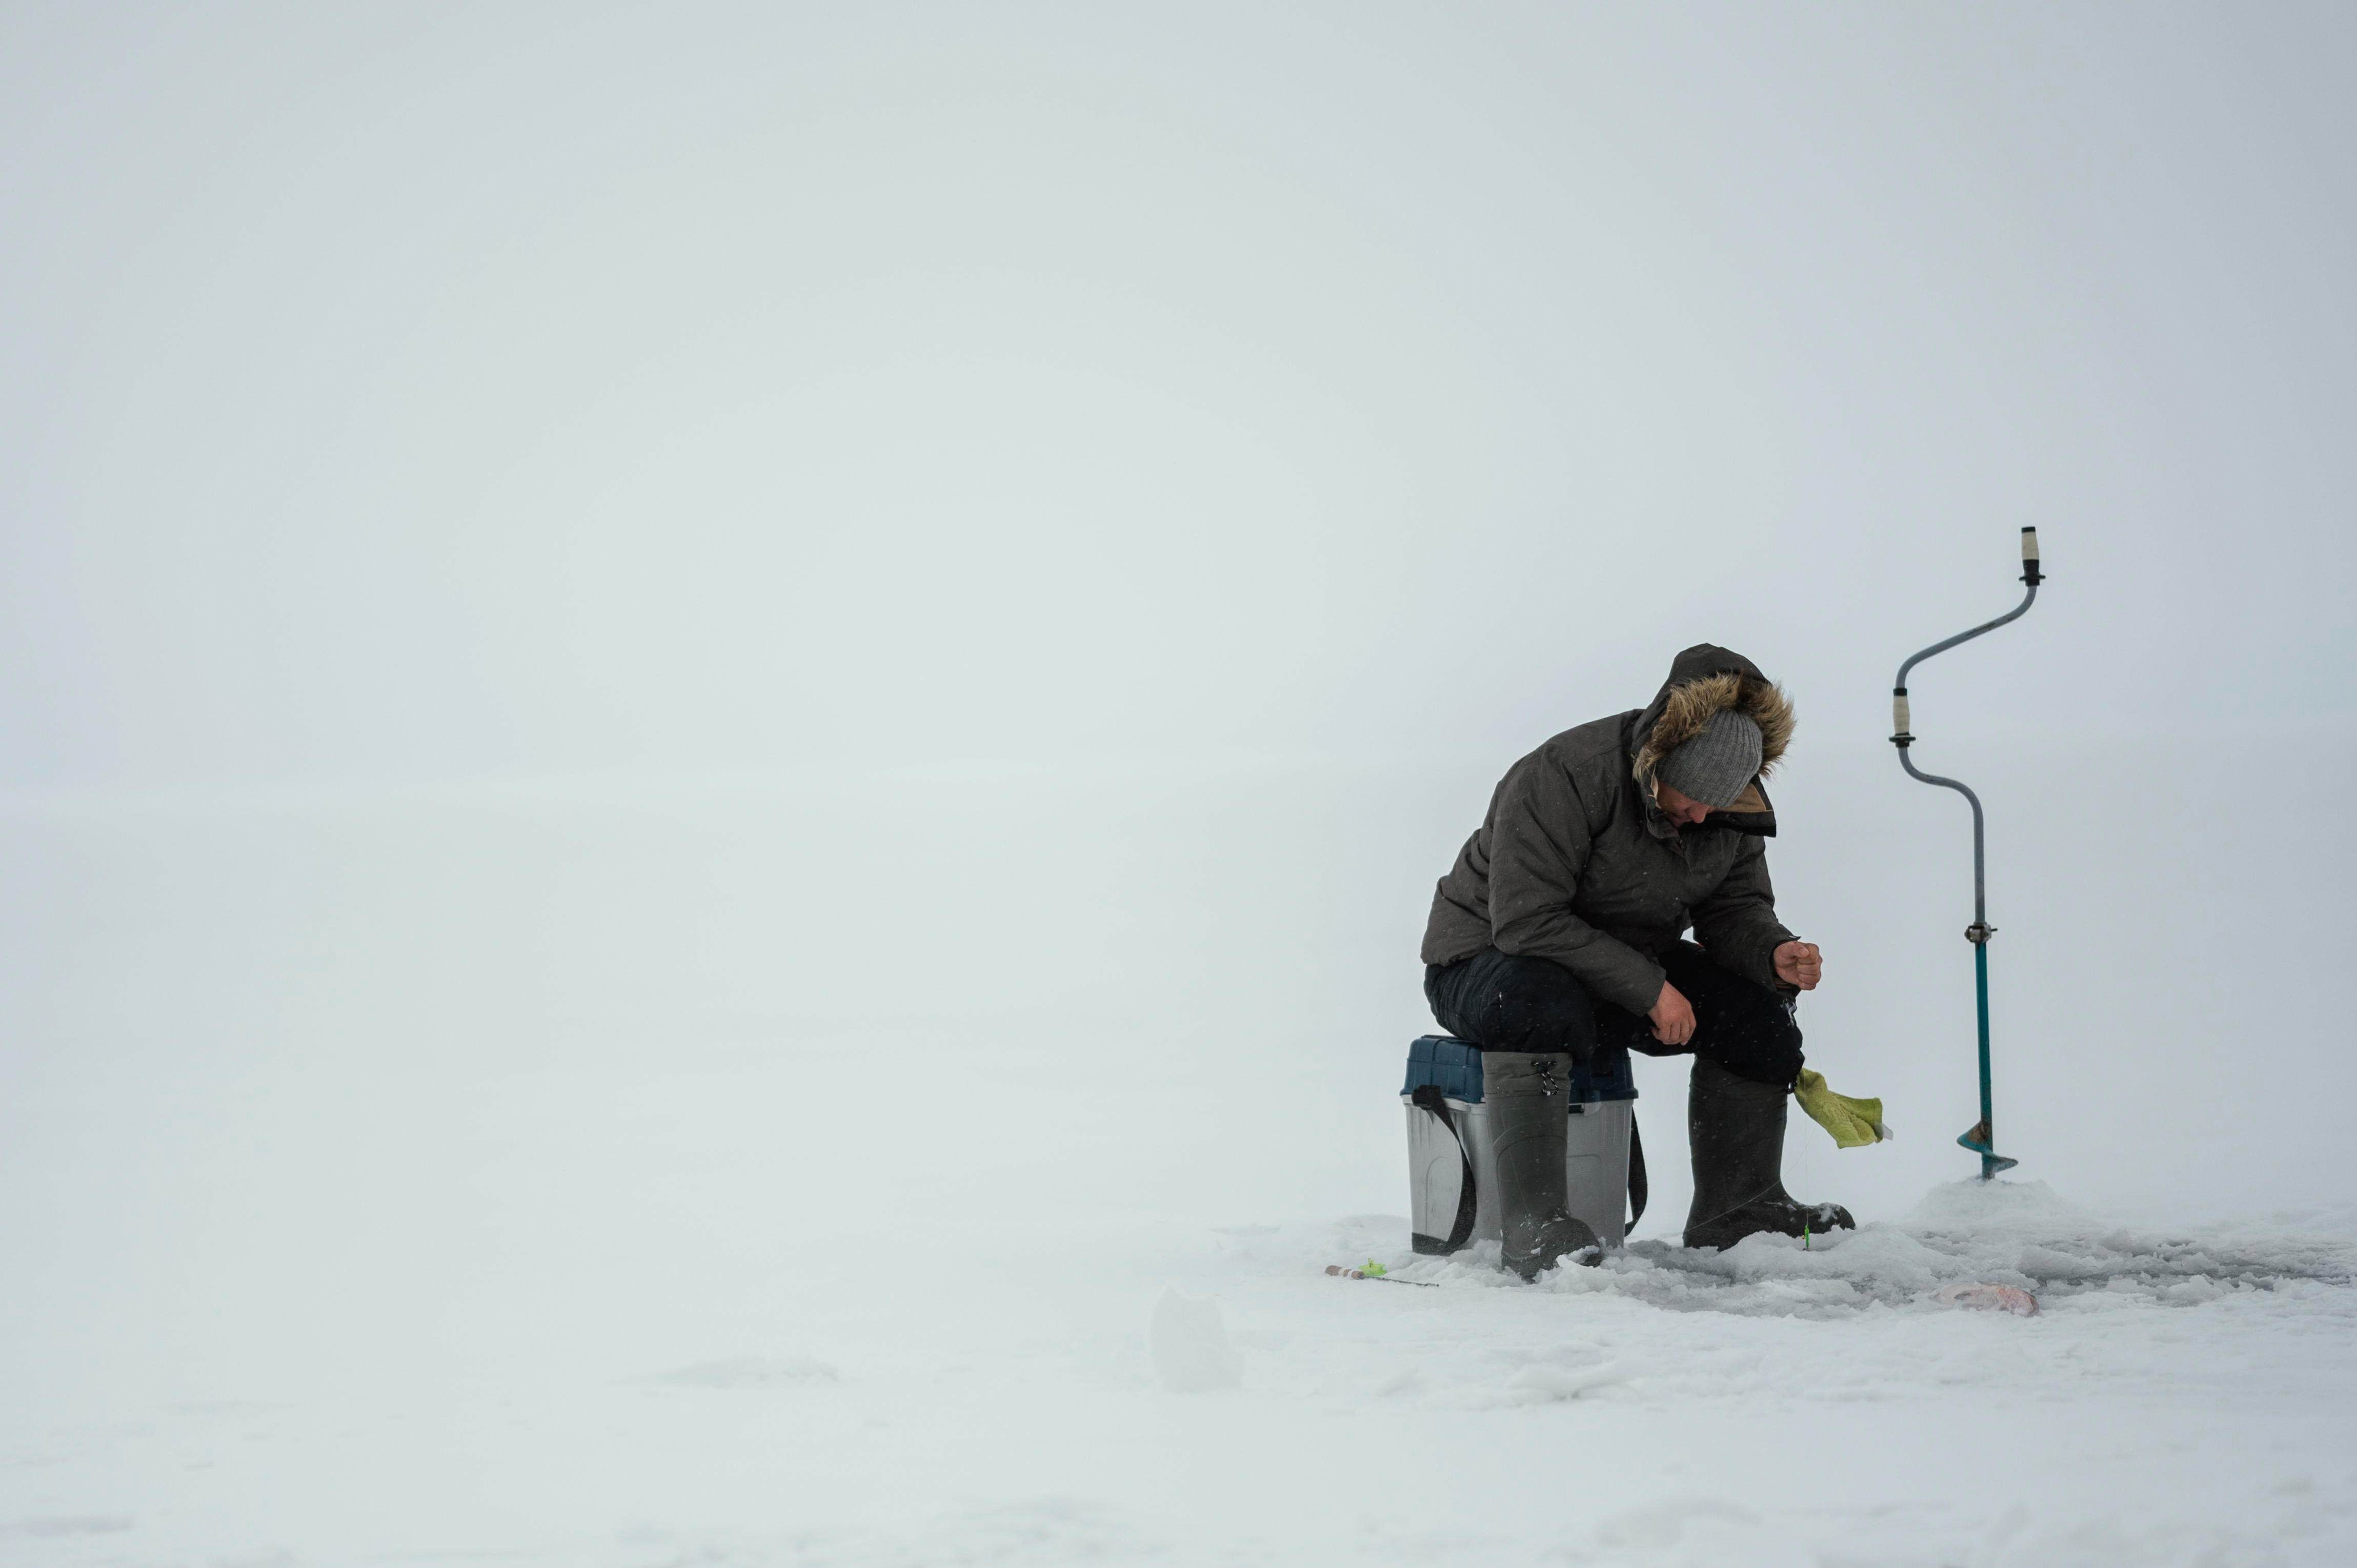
[
  {"xmin": 1774, "ymin": 940, "xmax": 1823, "ymax": 991},
  {"xmin": 1648, "ymin": 981, "xmax": 1696, "ymax": 1045}
]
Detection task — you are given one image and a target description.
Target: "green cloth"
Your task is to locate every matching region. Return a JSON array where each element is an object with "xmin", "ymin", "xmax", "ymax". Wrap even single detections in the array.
[{"xmin": 1794, "ymin": 1069, "xmax": 1888, "ymax": 1149}]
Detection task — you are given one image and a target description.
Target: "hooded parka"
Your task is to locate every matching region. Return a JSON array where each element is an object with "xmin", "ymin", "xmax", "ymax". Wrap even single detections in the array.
[{"xmin": 1421, "ymin": 645, "xmax": 1799, "ymax": 1016}]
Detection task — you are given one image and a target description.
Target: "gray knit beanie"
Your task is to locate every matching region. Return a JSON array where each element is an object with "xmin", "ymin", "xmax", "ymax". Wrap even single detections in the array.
[{"xmin": 1657, "ymin": 708, "xmax": 1763, "ymax": 809}]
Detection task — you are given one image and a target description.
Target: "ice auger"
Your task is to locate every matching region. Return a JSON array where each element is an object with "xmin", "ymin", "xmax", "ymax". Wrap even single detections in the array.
[{"xmin": 1890, "ymin": 528, "xmax": 2044, "ymax": 1180}]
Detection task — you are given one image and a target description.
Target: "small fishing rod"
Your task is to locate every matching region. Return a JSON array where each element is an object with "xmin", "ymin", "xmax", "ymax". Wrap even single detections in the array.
[
  {"xmin": 1890, "ymin": 528, "xmax": 2044, "ymax": 1181},
  {"xmin": 1325, "ymin": 1264, "xmax": 1438, "ymax": 1288}
]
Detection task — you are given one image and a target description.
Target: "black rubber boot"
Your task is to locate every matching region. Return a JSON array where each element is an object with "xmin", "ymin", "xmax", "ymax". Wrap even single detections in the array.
[
  {"xmin": 1482, "ymin": 1050, "xmax": 1600, "ymax": 1280},
  {"xmin": 1683, "ymin": 1058, "xmax": 1855, "ymax": 1251}
]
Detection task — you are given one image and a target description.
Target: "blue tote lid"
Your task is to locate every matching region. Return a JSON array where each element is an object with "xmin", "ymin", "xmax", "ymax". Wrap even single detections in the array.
[{"xmin": 1400, "ymin": 1034, "xmax": 1637, "ymax": 1104}]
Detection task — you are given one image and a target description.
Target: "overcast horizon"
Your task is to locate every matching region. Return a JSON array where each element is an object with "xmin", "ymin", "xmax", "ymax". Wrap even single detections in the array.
[{"xmin": 6, "ymin": 3, "xmax": 2351, "ymax": 797}]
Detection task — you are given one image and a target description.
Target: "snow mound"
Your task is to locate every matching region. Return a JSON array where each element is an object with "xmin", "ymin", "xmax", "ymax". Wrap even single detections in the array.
[
  {"xmin": 615, "ymin": 1499, "xmax": 1160, "ymax": 1568},
  {"xmin": 1149, "ymin": 1287, "xmax": 1243, "ymax": 1392},
  {"xmin": 0, "ymin": 1517, "xmax": 135, "ymax": 1541},
  {"xmin": 640, "ymin": 1355, "xmax": 841, "ymax": 1389}
]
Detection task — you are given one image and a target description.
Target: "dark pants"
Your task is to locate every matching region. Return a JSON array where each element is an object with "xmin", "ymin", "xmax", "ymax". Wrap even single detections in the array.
[{"xmin": 1424, "ymin": 943, "xmax": 1803, "ymax": 1089}]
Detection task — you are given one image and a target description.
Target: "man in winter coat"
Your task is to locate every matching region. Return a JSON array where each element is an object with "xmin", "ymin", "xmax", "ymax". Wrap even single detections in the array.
[{"xmin": 1422, "ymin": 644, "xmax": 1853, "ymax": 1279}]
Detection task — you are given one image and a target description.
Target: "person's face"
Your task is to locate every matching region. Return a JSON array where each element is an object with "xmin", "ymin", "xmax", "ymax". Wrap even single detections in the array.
[{"xmin": 1654, "ymin": 779, "xmax": 1715, "ymax": 825}]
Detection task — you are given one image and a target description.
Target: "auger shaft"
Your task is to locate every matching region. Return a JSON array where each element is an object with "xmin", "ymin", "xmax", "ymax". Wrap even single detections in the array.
[{"xmin": 1889, "ymin": 529, "xmax": 2043, "ymax": 1179}]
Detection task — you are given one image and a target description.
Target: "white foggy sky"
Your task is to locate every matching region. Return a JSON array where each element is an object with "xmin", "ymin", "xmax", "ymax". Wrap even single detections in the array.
[{"xmin": 3, "ymin": 3, "xmax": 2352, "ymax": 791}]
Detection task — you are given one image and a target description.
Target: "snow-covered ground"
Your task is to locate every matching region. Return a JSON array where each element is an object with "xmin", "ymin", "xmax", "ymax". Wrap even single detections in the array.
[
  {"xmin": 5, "ymin": 761, "xmax": 2353, "ymax": 1565},
  {"xmin": 6, "ymin": 1170, "xmax": 2351, "ymax": 1567}
]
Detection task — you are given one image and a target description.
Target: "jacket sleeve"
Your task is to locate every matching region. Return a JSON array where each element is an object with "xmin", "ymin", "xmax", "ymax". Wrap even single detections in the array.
[
  {"xmin": 1689, "ymin": 833, "xmax": 1797, "ymax": 989},
  {"xmin": 1486, "ymin": 766, "xmax": 1667, "ymax": 1015}
]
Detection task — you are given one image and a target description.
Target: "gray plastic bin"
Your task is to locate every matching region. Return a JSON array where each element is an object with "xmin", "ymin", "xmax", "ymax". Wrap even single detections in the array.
[{"xmin": 1402, "ymin": 1034, "xmax": 1642, "ymax": 1256}]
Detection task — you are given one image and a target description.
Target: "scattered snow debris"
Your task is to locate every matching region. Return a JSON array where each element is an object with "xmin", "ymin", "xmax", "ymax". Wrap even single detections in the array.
[
  {"xmin": 1149, "ymin": 1287, "xmax": 1243, "ymax": 1393},
  {"xmin": 1936, "ymin": 1282, "xmax": 2042, "ymax": 1316},
  {"xmin": 640, "ymin": 1356, "xmax": 839, "ymax": 1390},
  {"xmin": 1296, "ymin": 1180, "xmax": 2355, "ymax": 1320}
]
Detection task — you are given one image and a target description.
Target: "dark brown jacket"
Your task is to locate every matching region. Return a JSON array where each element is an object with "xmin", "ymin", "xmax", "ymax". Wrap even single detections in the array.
[{"xmin": 1420, "ymin": 645, "xmax": 1799, "ymax": 1015}]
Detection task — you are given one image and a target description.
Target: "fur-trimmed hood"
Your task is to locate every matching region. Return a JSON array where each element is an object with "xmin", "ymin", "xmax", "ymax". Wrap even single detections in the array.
[
  {"xmin": 1629, "ymin": 645, "xmax": 1794, "ymax": 834},
  {"xmin": 1418, "ymin": 641, "xmax": 1802, "ymax": 1005}
]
